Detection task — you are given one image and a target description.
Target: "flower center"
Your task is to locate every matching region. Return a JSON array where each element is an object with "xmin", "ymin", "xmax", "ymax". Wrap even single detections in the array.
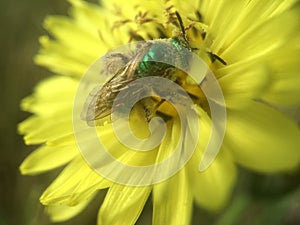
[{"xmin": 107, "ymin": 6, "xmax": 225, "ymax": 122}]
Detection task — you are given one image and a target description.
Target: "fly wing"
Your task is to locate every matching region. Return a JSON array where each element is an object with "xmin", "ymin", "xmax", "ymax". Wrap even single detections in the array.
[
  {"xmin": 80, "ymin": 84, "xmax": 111, "ymax": 123},
  {"xmin": 81, "ymin": 65, "xmax": 137, "ymax": 126},
  {"xmin": 81, "ymin": 42, "xmax": 153, "ymax": 126}
]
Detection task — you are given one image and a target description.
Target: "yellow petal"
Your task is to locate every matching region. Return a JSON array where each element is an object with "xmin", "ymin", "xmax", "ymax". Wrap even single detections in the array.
[
  {"xmin": 97, "ymin": 122, "xmax": 159, "ymax": 166},
  {"xmin": 203, "ymin": 0, "xmax": 247, "ymax": 52},
  {"xmin": 98, "ymin": 184, "xmax": 151, "ymax": 225},
  {"xmin": 18, "ymin": 76, "xmax": 76, "ymax": 144},
  {"xmin": 20, "ymin": 144, "xmax": 77, "ymax": 175},
  {"xmin": 209, "ymin": 0, "xmax": 297, "ymax": 54},
  {"xmin": 20, "ymin": 76, "xmax": 76, "ymax": 116},
  {"xmin": 47, "ymin": 132, "xmax": 77, "ymax": 147},
  {"xmin": 184, "ymin": 105, "xmax": 236, "ymax": 210},
  {"xmin": 35, "ymin": 0, "xmax": 114, "ymax": 77},
  {"xmin": 188, "ymin": 149, "xmax": 236, "ymax": 211},
  {"xmin": 155, "ymin": 118, "xmax": 181, "ymax": 166},
  {"xmin": 261, "ymin": 39, "xmax": 300, "ymax": 106},
  {"xmin": 218, "ymin": 63, "xmax": 269, "ymax": 108},
  {"xmin": 221, "ymin": 4, "xmax": 300, "ymax": 64},
  {"xmin": 35, "ymin": 36, "xmax": 93, "ymax": 77},
  {"xmin": 46, "ymin": 193, "xmax": 96, "ymax": 222},
  {"xmin": 67, "ymin": 166, "xmax": 110, "ymax": 206},
  {"xmin": 225, "ymin": 101, "xmax": 300, "ymax": 173},
  {"xmin": 75, "ymin": 124, "xmax": 158, "ymax": 186},
  {"xmin": 43, "ymin": 15, "xmax": 102, "ymax": 59},
  {"xmin": 263, "ymin": 68, "xmax": 300, "ymax": 106},
  {"xmin": 40, "ymin": 156, "xmax": 110, "ymax": 205},
  {"xmin": 69, "ymin": 1, "xmax": 128, "ymax": 47},
  {"xmin": 153, "ymin": 169, "xmax": 193, "ymax": 225},
  {"xmin": 20, "ymin": 117, "xmax": 72, "ymax": 145}
]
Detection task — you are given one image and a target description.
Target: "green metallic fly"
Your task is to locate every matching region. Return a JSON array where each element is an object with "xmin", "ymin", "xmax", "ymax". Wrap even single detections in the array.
[{"xmin": 82, "ymin": 12, "xmax": 225, "ymax": 124}]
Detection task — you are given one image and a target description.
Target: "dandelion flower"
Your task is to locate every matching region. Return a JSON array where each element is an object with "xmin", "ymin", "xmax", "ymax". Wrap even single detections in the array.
[{"xmin": 19, "ymin": 0, "xmax": 300, "ymax": 224}]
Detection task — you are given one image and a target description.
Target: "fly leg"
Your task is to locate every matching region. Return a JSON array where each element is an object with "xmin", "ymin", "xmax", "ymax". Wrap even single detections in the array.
[{"xmin": 142, "ymin": 98, "xmax": 166, "ymax": 122}]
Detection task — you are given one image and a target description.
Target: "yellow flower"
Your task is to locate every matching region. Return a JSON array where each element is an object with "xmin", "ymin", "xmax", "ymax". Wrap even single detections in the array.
[{"xmin": 19, "ymin": 0, "xmax": 300, "ymax": 224}]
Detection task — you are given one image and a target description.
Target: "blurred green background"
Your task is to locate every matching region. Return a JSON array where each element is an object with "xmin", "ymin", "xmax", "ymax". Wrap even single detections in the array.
[{"xmin": 0, "ymin": 1, "xmax": 299, "ymax": 225}]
